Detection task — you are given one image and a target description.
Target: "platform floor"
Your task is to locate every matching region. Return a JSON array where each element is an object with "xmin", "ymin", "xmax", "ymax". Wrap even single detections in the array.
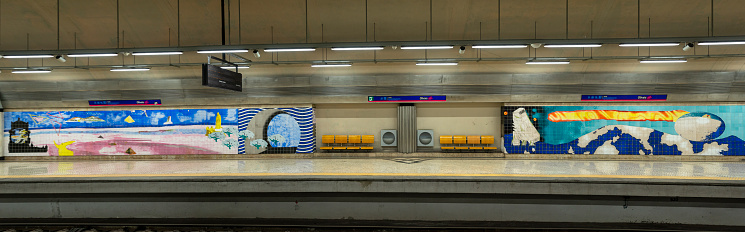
[{"xmin": 2, "ymin": 158, "xmax": 745, "ymax": 181}]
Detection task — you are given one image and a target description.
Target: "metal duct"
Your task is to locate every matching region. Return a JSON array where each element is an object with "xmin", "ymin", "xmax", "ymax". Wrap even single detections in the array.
[{"xmin": 397, "ymin": 104, "xmax": 417, "ymax": 153}]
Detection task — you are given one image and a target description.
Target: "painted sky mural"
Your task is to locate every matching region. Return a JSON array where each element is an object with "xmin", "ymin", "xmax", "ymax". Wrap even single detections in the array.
[
  {"xmin": 4, "ymin": 107, "xmax": 315, "ymax": 156},
  {"xmin": 502, "ymin": 105, "xmax": 745, "ymax": 156}
]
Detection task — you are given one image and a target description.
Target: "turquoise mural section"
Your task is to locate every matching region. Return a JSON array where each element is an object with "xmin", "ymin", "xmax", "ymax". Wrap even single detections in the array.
[{"xmin": 502, "ymin": 105, "xmax": 745, "ymax": 156}]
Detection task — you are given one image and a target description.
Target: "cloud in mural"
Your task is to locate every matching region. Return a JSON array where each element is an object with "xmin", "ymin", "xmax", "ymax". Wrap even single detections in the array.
[
  {"xmin": 224, "ymin": 109, "xmax": 237, "ymax": 121},
  {"xmin": 150, "ymin": 112, "xmax": 166, "ymax": 125},
  {"xmin": 268, "ymin": 134, "xmax": 286, "ymax": 146},
  {"xmin": 193, "ymin": 110, "xmax": 216, "ymax": 123}
]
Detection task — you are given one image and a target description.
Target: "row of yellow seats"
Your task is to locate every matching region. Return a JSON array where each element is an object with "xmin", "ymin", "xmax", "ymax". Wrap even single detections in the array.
[
  {"xmin": 319, "ymin": 135, "xmax": 375, "ymax": 150},
  {"xmin": 440, "ymin": 135, "xmax": 498, "ymax": 150}
]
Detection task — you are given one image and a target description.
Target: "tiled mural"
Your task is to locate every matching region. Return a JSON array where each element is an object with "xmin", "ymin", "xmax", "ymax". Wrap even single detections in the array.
[
  {"xmin": 4, "ymin": 107, "xmax": 314, "ymax": 156},
  {"xmin": 502, "ymin": 106, "xmax": 744, "ymax": 156}
]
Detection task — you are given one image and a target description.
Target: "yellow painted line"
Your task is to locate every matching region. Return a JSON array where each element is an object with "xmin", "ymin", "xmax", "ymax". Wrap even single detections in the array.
[{"xmin": 0, "ymin": 172, "xmax": 743, "ymax": 181}]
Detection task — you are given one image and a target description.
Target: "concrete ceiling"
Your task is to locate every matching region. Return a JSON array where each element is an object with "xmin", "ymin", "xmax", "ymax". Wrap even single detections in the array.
[{"xmin": 3, "ymin": 0, "xmax": 745, "ymax": 107}]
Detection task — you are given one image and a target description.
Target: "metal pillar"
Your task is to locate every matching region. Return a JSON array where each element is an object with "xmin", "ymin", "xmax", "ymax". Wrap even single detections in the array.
[
  {"xmin": 397, "ymin": 104, "xmax": 416, "ymax": 153},
  {"xmin": 0, "ymin": 110, "xmax": 4, "ymax": 160}
]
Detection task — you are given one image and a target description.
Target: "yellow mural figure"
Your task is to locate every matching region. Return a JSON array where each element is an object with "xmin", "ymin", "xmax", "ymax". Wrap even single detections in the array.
[
  {"xmin": 54, "ymin": 141, "xmax": 76, "ymax": 156},
  {"xmin": 124, "ymin": 115, "xmax": 135, "ymax": 123},
  {"xmin": 205, "ymin": 112, "xmax": 223, "ymax": 136}
]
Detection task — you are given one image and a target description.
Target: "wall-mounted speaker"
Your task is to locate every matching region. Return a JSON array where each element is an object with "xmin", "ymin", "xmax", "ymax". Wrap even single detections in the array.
[
  {"xmin": 417, "ymin": 130, "xmax": 434, "ymax": 147},
  {"xmin": 381, "ymin": 129, "xmax": 397, "ymax": 146}
]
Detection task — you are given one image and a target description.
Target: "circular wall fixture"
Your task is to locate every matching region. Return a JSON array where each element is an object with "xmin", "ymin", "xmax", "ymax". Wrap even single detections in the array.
[
  {"xmin": 383, "ymin": 132, "xmax": 396, "ymax": 144},
  {"xmin": 419, "ymin": 131, "xmax": 432, "ymax": 145}
]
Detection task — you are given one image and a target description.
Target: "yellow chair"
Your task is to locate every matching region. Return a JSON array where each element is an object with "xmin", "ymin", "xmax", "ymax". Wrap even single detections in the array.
[
  {"xmin": 320, "ymin": 135, "xmax": 335, "ymax": 150},
  {"xmin": 481, "ymin": 135, "xmax": 497, "ymax": 150},
  {"xmin": 347, "ymin": 135, "xmax": 361, "ymax": 150},
  {"xmin": 334, "ymin": 135, "xmax": 348, "ymax": 150},
  {"xmin": 361, "ymin": 135, "xmax": 374, "ymax": 150},
  {"xmin": 440, "ymin": 135, "xmax": 454, "ymax": 150},
  {"xmin": 453, "ymin": 135, "xmax": 467, "ymax": 149}
]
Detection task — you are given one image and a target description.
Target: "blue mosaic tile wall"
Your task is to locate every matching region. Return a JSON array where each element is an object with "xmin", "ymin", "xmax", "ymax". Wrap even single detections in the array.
[{"xmin": 502, "ymin": 105, "xmax": 745, "ymax": 156}]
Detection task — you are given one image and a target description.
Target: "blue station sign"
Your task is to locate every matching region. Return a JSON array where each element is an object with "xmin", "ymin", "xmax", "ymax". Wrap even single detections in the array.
[
  {"xmin": 581, "ymin": 95, "xmax": 667, "ymax": 101},
  {"xmin": 368, "ymin": 96, "xmax": 446, "ymax": 102},
  {"xmin": 89, "ymin": 99, "xmax": 162, "ymax": 106}
]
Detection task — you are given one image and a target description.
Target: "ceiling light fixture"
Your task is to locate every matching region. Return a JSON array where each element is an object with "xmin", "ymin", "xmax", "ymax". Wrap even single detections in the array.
[
  {"xmin": 67, "ymin": 53, "xmax": 118, "ymax": 57},
  {"xmin": 697, "ymin": 41, "xmax": 745, "ymax": 46},
  {"xmin": 132, "ymin": 51, "xmax": 183, "ymax": 56},
  {"xmin": 263, "ymin": 48, "xmax": 316, "ymax": 52},
  {"xmin": 639, "ymin": 59, "xmax": 687, "ymax": 63},
  {"xmin": 544, "ymin": 44, "xmax": 602, "ymax": 48},
  {"xmin": 311, "ymin": 64, "xmax": 352, "ymax": 67},
  {"xmin": 196, "ymin": 49, "xmax": 249, "ymax": 53},
  {"xmin": 472, "ymin": 45, "xmax": 528, "ymax": 49},
  {"xmin": 526, "ymin": 60, "xmax": 571, "ymax": 64},
  {"xmin": 12, "ymin": 69, "xmax": 52, "ymax": 73},
  {"xmin": 400, "ymin": 45, "xmax": 454, "ymax": 50},
  {"xmin": 331, "ymin": 47, "xmax": 385, "ymax": 51},
  {"xmin": 416, "ymin": 62, "xmax": 458, "ymax": 66},
  {"xmin": 619, "ymin": 43, "xmax": 680, "ymax": 47},
  {"xmin": 110, "ymin": 68, "xmax": 151, "ymax": 71},
  {"xmin": 3, "ymin": 55, "xmax": 54, "ymax": 59}
]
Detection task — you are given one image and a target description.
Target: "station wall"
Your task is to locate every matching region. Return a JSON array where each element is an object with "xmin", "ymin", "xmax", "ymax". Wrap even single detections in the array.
[
  {"xmin": 315, "ymin": 104, "xmax": 398, "ymax": 151},
  {"xmin": 417, "ymin": 103, "xmax": 501, "ymax": 150},
  {"xmin": 3, "ymin": 107, "xmax": 314, "ymax": 156},
  {"xmin": 502, "ymin": 105, "xmax": 745, "ymax": 156}
]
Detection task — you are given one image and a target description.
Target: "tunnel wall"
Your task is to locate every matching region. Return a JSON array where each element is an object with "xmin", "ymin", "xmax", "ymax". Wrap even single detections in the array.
[
  {"xmin": 503, "ymin": 105, "xmax": 745, "ymax": 156},
  {"xmin": 3, "ymin": 107, "xmax": 314, "ymax": 157}
]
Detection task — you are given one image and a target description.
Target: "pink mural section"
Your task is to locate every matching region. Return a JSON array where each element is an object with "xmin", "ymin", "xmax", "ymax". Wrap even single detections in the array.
[{"xmin": 4, "ymin": 109, "xmax": 240, "ymax": 156}]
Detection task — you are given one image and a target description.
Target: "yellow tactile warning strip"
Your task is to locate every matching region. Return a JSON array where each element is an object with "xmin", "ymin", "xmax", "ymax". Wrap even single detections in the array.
[{"xmin": 1, "ymin": 173, "xmax": 745, "ymax": 181}]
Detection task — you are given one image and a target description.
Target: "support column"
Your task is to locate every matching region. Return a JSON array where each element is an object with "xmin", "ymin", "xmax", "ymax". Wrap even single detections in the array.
[{"xmin": 397, "ymin": 104, "xmax": 416, "ymax": 153}]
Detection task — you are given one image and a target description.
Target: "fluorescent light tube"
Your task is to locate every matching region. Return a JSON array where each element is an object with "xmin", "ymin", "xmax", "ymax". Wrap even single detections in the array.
[
  {"xmin": 110, "ymin": 68, "xmax": 151, "ymax": 71},
  {"xmin": 697, "ymin": 41, "xmax": 745, "ymax": 45},
  {"xmin": 12, "ymin": 70, "xmax": 51, "ymax": 73},
  {"xmin": 311, "ymin": 64, "xmax": 352, "ymax": 67},
  {"xmin": 639, "ymin": 59, "xmax": 687, "ymax": 63},
  {"xmin": 220, "ymin": 66, "xmax": 250, "ymax": 69},
  {"xmin": 132, "ymin": 51, "xmax": 183, "ymax": 56},
  {"xmin": 67, "ymin": 53, "xmax": 118, "ymax": 57},
  {"xmin": 263, "ymin": 48, "xmax": 316, "ymax": 52},
  {"xmin": 544, "ymin": 44, "xmax": 602, "ymax": 48},
  {"xmin": 196, "ymin": 49, "xmax": 249, "ymax": 53},
  {"xmin": 472, "ymin": 45, "xmax": 528, "ymax": 49},
  {"xmin": 401, "ymin": 46, "xmax": 454, "ymax": 50},
  {"xmin": 3, "ymin": 55, "xmax": 54, "ymax": 59},
  {"xmin": 619, "ymin": 43, "xmax": 680, "ymax": 47},
  {"xmin": 526, "ymin": 61, "xmax": 570, "ymax": 64},
  {"xmin": 416, "ymin": 62, "xmax": 458, "ymax": 66},
  {"xmin": 331, "ymin": 47, "xmax": 385, "ymax": 51}
]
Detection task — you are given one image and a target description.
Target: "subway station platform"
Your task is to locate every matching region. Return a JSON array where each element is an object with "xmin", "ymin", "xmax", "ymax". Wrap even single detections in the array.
[{"xmin": 1, "ymin": 158, "xmax": 745, "ymax": 230}]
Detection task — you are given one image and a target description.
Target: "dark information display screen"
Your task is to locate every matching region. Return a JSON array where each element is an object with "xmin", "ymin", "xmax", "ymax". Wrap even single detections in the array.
[
  {"xmin": 581, "ymin": 95, "xmax": 667, "ymax": 101},
  {"xmin": 202, "ymin": 64, "xmax": 243, "ymax": 92},
  {"xmin": 368, "ymin": 96, "xmax": 446, "ymax": 102}
]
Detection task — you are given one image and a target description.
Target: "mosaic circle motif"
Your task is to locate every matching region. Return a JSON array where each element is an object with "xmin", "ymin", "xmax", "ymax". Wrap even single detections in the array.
[{"xmin": 674, "ymin": 112, "xmax": 725, "ymax": 141}]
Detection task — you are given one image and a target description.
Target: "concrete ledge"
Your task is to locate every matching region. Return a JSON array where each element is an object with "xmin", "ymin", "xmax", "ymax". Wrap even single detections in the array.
[{"xmin": 5, "ymin": 152, "xmax": 745, "ymax": 161}]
